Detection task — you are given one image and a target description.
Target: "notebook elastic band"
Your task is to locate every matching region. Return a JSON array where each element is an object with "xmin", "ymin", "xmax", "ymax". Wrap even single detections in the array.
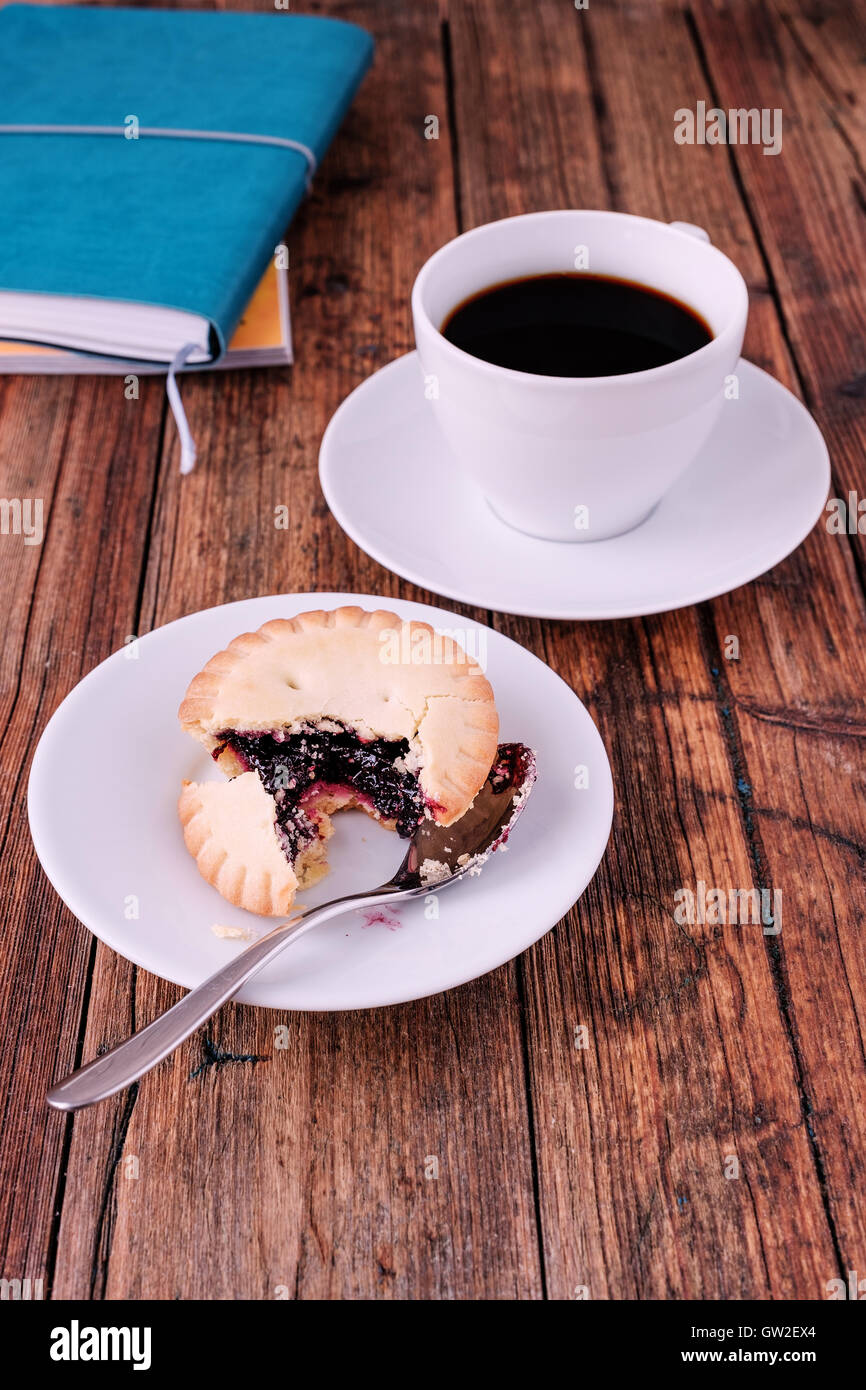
[{"xmin": 0, "ymin": 124, "xmax": 318, "ymax": 190}]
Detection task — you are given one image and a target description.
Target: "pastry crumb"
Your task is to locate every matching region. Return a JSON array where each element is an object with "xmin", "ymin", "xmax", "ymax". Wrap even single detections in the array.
[
  {"xmin": 210, "ymin": 922, "xmax": 255, "ymax": 941},
  {"xmin": 420, "ymin": 857, "xmax": 452, "ymax": 885}
]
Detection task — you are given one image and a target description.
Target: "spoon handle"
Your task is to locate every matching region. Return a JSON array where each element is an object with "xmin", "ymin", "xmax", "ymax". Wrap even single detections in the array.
[{"xmin": 46, "ymin": 888, "xmax": 399, "ymax": 1112}]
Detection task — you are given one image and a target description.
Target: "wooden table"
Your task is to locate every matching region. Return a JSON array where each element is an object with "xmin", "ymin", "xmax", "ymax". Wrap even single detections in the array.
[{"xmin": 2, "ymin": 0, "xmax": 864, "ymax": 1302}]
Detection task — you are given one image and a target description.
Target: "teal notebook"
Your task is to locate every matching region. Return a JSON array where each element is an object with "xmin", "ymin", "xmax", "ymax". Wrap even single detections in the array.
[{"xmin": 0, "ymin": 4, "xmax": 373, "ymax": 364}]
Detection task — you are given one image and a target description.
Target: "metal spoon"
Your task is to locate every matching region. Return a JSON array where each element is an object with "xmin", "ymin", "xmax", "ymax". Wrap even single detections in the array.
[{"xmin": 47, "ymin": 743, "xmax": 536, "ymax": 1112}]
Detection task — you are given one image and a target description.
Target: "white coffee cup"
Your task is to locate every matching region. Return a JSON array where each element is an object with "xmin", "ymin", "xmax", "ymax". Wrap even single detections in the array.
[{"xmin": 411, "ymin": 210, "xmax": 748, "ymax": 542}]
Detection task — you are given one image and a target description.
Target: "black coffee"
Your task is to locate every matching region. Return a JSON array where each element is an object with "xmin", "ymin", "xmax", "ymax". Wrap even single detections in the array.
[{"xmin": 441, "ymin": 272, "xmax": 713, "ymax": 377}]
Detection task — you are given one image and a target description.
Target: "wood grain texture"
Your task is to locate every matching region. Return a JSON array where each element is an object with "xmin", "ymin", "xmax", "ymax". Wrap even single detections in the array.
[
  {"xmin": 0, "ymin": 374, "xmax": 166, "ymax": 1291},
  {"xmin": 447, "ymin": 0, "xmax": 866, "ymax": 1299},
  {"xmin": 690, "ymin": 0, "xmax": 866, "ymax": 1286},
  {"xmin": 1, "ymin": 0, "xmax": 864, "ymax": 1301}
]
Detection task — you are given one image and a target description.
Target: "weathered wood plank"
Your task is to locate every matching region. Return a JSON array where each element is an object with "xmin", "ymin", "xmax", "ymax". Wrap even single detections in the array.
[
  {"xmin": 448, "ymin": 0, "xmax": 861, "ymax": 1298},
  {"xmin": 0, "ymin": 374, "xmax": 165, "ymax": 1291},
  {"xmin": 690, "ymin": 0, "xmax": 866, "ymax": 1282},
  {"xmin": 51, "ymin": 0, "xmax": 544, "ymax": 1301}
]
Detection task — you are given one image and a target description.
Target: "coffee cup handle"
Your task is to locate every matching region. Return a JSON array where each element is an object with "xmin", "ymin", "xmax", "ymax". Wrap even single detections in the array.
[{"xmin": 669, "ymin": 220, "xmax": 711, "ymax": 243}]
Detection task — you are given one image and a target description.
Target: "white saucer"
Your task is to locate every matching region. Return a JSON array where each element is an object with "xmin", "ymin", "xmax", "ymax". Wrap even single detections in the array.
[
  {"xmin": 320, "ymin": 353, "xmax": 830, "ymax": 620},
  {"xmin": 28, "ymin": 593, "xmax": 613, "ymax": 1011}
]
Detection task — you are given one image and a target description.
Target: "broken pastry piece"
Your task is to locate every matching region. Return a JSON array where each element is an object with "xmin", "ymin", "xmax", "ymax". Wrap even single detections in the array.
[
  {"xmin": 178, "ymin": 605, "xmax": 499, "ymax": 915},
  {"xmin": 178, "ymin": 771, "xmax": 330, "ymax": 917}
]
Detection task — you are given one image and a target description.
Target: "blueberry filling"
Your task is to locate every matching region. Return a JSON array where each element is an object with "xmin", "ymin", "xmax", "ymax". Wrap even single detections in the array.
[
  {"xmin": 488, "ymin": 742, "xmax": 532, "ymax": 794},
  {"xmin": 214, "ymin": 725, "xmax": 428, "ymax": 863}
]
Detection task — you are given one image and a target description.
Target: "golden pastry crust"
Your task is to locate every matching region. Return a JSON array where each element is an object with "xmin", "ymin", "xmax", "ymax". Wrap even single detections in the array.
[
  {"xmin": 177, "ymin": 778, "xmax": 309, "ymax": 917},
  {"xmin": 179, "ymin": 773, "xmax": 299, "ymax": 917},
  {"xmin": 178, "ymin": 605, "xmax": 498, "ymax": 825},
  {"xmin": 178, "ymin": 774, "xmax": 334, "ymax": 917}
]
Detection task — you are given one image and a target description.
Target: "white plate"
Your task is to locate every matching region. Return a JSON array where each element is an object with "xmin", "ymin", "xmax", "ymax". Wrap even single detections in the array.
[
  {"xmin": 319, "ymin": 353, "xmax": 831, "ymax": 620},
  {"xmin": 28, "ymin": 593, "xmax": 613, "ymax": 1010}
]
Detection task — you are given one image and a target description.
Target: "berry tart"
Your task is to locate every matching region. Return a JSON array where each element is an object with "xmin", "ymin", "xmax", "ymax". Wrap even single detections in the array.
[{"xmin": 178, "ymin": 606, "xmax": 499, "ymax": 915}]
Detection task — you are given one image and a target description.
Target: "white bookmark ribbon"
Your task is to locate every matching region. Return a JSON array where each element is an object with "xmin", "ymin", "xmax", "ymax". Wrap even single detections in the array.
[{"xmin": 167, "ymin": 343, "xmax": 204, "ymax": 476}]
